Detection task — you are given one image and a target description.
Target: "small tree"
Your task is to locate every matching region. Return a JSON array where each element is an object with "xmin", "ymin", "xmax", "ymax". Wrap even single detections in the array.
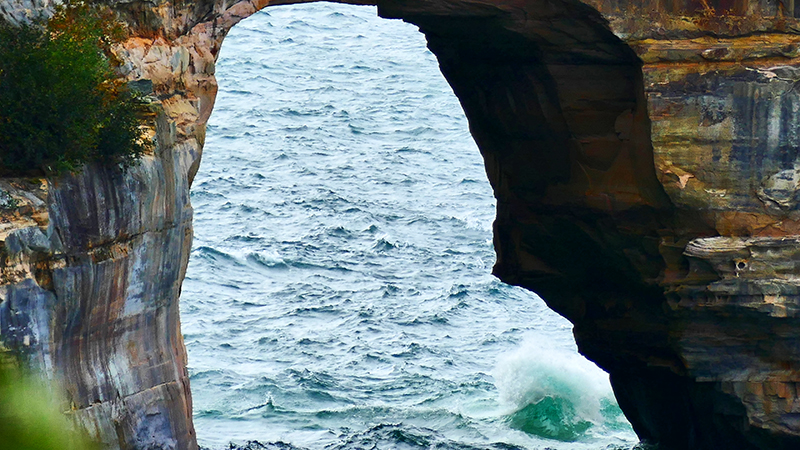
[{"xmin": 0, "ymin": 1, "xmax": 150, "ymax": 176}]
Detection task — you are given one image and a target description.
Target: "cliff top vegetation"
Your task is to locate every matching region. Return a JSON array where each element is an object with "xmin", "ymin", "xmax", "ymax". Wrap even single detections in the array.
[{"xmin": 0, "ymin": 1, "xmax": 151, "ymax": 176}]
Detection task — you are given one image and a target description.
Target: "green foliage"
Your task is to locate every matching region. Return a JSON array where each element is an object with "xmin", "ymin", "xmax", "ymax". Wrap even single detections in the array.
[
  {"xmin": 0, "ymin": 190, "xmax": 20, "ymax": 210},
  {"xmin": 0, "ymin": 360, "xmax": 99, "ymax": 450},
  {"xmin": 0, "ymin": 1, "xmax": 151, "ymax": 176}
]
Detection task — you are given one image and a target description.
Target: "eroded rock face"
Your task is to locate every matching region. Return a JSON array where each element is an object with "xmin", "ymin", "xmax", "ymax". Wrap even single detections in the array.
[{"xmin": 3, "ymin": 0, "xmax": 800, "ymax": 448}]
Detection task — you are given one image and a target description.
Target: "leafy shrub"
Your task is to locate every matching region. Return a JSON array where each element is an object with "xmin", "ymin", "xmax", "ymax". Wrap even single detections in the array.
[
  {"xmin": 0, "ymin": 357, "xmax": 98, "ymax": 450},
  {"xmin": 0, "ymin": 1, "xmax": 150, "ymax": 176},
  {"xmin": 0, "ymin": 189, "xmax": 20, "ymax": 210}
]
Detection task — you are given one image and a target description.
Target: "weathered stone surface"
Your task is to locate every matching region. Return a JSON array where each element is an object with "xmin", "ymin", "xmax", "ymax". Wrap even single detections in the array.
[{"xmin": 5, "ymin": 0, "xmax": 800, "ymax": 448}]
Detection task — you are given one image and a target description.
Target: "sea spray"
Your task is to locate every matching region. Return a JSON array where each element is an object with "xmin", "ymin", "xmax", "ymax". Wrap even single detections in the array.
[{"xmin": 493, "ymin": 334, "xmax": 630, "ymax": 441}]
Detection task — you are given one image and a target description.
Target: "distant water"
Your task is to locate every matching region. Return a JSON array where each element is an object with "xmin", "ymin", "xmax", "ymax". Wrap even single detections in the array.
[{"xmin": 181, "ymin": 3, "xmax": 639, "ymax": 450}]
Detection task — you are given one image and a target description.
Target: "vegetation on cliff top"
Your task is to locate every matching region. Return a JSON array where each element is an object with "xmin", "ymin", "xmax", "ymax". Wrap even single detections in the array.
[{"xmin": 0, "ymin": 1, "xmax": 151, "ymax": 176}]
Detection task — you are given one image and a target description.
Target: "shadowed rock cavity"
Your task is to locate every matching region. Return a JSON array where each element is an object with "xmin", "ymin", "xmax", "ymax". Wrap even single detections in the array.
[{"xmin": 4, "ymin": 0, "xmax": 800, "ymax": 449}]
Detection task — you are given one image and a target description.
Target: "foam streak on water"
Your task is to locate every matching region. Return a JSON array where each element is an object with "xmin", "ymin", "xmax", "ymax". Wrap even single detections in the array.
[{"xmin": 181, "ymin": 3, "xmax": 639, "ymax": 449}]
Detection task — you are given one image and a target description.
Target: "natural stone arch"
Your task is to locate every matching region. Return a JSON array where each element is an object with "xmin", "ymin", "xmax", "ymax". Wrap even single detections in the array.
[
  {"xmin": 193, "ymin": 1, "xmax": 679, "ymax": 446},
  {"xmin": 4, "ymin": 0, "xmax": 800, "ymax": 449}
]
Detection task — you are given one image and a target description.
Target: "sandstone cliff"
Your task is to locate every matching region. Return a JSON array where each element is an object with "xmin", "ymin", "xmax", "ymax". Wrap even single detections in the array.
[{"xmin": 3, "ymin": 0, "xmax": 800, "ymax": 449}]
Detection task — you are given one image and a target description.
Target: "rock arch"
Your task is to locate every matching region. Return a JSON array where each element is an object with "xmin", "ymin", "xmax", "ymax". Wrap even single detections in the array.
[{"xmin": 3, "ymin": 0, "xmax": 800, "ymax": 449}]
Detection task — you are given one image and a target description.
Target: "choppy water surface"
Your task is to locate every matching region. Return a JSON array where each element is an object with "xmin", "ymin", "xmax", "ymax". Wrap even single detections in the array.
[{"xmin": 181, "ymin": 3, "xmax": 639, "ymax": 449}]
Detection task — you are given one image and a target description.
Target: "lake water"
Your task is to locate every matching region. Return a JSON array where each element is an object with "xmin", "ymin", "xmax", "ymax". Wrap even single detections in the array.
[{"xmin": 180, "ymin": 3, "xmax": 640, "ymax": 449}]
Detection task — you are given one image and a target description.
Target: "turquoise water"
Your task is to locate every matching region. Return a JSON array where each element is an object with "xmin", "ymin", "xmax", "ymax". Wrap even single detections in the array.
[{"xmin": 180, "ymin": 3, "xmax": 639, "ymax": 449}]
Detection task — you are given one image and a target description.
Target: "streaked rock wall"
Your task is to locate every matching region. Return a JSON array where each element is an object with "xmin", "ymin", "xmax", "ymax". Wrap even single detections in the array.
[{"xmin": 1, "ymin": 2, "xmax": 210, "ymax": 446}]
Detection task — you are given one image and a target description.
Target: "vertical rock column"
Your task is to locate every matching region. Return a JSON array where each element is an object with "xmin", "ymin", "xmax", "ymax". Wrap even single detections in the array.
[
  {"xmin": 0, "ymin": 1, "xmax": 235, "ymax": 447},
  {"xmin": 0, "ymin": 0, "xmax": 290, "ymax": 446},
  {"xmin": 1, "ymin": 127, "xmax": 199, "ymax": 448},
  {"xmin": 629, "ymin": 9, "xmax": 800, "ymax": 449}
]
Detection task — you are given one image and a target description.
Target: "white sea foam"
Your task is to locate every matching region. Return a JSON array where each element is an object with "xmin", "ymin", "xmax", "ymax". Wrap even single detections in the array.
[{"xmin": 493, "ymin": 333, "xmax": 615, "ymax": 424}]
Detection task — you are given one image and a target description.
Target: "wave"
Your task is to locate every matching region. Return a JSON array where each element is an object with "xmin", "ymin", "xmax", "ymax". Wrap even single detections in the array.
[
  {"xmin": 203, "ymin": 441, "xmax": 302, "ymax": 450},
  {"xmin": 194, "ymin": 246, "xmax": 243, "ymax": 266},
  {"xmin": 210, "ymin": 423, "xmax": 529, "ymax": 450},
  {"xmin": 372, "ymin": 236, "xmax": 400, "ymax": 252},
  {"xmin": 246, "ymin": 251, "xmax": 288, "ymax": 269},
  {"xmin": 492, "ymin": 336, "xmax": 631, "ymax": 442},
  {"xmin": 195, "ymin": 247, "xmax": 360, "ymax": 273}
]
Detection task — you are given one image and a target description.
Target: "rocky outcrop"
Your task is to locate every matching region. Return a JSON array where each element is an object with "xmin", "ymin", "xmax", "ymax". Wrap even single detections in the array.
[
  {"xmin": 4, "ymin": 0, "xmax": 800, "ymax": 448},
  {"xmin": 1, "ymin": 148, "xmax": 197, "ymax": 448}
]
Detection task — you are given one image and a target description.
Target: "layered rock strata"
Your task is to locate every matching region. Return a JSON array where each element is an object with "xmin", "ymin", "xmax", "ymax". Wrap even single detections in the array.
[{"xmin": 3, "ymin": 0, "xmax": 800, "ymax": 449}]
